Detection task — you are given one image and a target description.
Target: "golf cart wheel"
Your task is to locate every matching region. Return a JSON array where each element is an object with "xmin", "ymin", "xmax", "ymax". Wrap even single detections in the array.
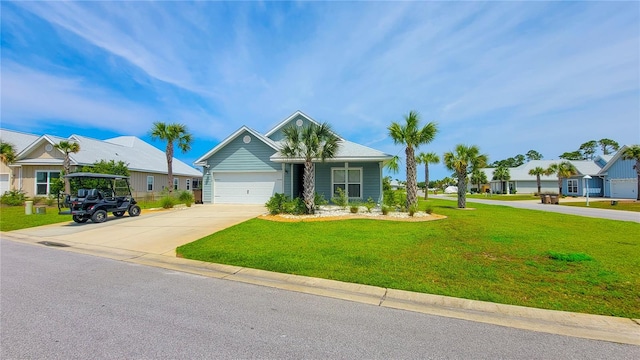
[
  {"xmin": 113, "ymin": 211, "xmax": 125, "ymax": 217},
  {"xmin": 128, "ymin": 205, "xmax": 141, "ymax": 217},
  {"xmin": 91, "ymin": 210, "xmax": 108, "ymax": 223},
  {"xmin": 72, "ymin": 215, "xmax": 88, "ymax": 223}
]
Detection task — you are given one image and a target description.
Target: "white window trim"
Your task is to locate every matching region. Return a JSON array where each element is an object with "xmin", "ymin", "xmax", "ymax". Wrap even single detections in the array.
[
  {"xmin": 186, "ymin": 179, "xmax": 191, "ymax": 191},
  {"xmin": 35, "ymin": 170, "xmax": 60, "ymax": 196},
  {"xmin": 147, "ymin": 176, "xmax": 154, "ymax": 192},
  {"xmin": 567, "ymin": 179, "xmax": 578, "ymax": 194},
  {"xmin": 173, "ymin": 177, "xmax": 179, "ymax": 190},
  {"xmin": 331, "ymin": 167, "xmax": 363, "ymax": 199}
]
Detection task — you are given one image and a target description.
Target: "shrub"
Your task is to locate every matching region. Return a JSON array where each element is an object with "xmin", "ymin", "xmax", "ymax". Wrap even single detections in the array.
[
  {"xmin": 331, "ymin": 188, "xmax": 348, "ymax": 209},
  {"xmin": 266, "ymin": 193, "xmax": 290, "ymax": 215},
  {"xmin": 381, "ymin": 205, "xmax": 390, "ymax": 215},
  {"xmin": 46, "ymin": 195, "xmax": 56, "ymax": 207},
  {"xmin": 364, "ymin": 197, "xmax": 376, "ymax": 213},
  {"xmin": 408, "ymin": 203, "xmax": 419, "ymax": 217},
  {"xmin": 1, "ymin": 189, "xmax": 26, "ymax": 206},
  {"xmin": 547, "ymin": 252, "xmax": 593, "ymax": 262},
  {"xmin": 383, "ymin": 190, "xmax": 396, "ymax": 207},
  {"xmin": 286, "ymin": 197, "xmax": 307, "ymax": 215},
  {"xmin": 160, "ymin": 195, "xmax": 175, "ymax": 209},
  {"xmin": 31, "ymin": 196, "xmax": 45, "ymax": 205},
  {"xmin": 314, "ymin": 192, "xmax": 328, "ymax": 208},
  {"xmin": 178, "ymin": 190, "xmax": 194, "ymax": 207},
  {"xmin": 424, "ymin": 203, "xmax": 433, "ymax": 214}
]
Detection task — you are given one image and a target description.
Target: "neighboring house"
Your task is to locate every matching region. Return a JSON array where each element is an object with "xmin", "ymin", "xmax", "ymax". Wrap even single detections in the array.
[
  {"xmin": 476, "ymin": 146, "xmax": 637, "ymax": 199},
  {"xmin": 389, "ymin": 180, "xmax": 405, "ymax": 191},
  {"xmin": 194, "ymin": 111, "xmax": 393, "ymax": 204},
  {"xmin": 0, "ymin": 129, "xmax": 202, "ymax": 198}
]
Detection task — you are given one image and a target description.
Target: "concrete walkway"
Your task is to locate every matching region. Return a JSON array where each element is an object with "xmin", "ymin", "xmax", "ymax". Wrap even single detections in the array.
[
  {"xmin": 432, "ymin": 195, "xmax": 640, "ymax": 223},
  {"xmin": 2, "ymin": 203, "xmax": 638, "ymax": 345}
]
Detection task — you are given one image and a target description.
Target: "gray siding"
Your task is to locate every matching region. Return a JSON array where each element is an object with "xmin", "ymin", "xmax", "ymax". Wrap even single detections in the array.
[
  {"xmin": 267, "ymin": 115, "xmax": 317, "ymax": 142},
  {"xmin": 283, "ymin": 163, "xmax": 293, "ymax": 197},
  {"xmin": 206, "ymin": 130, "xmax": 279, "ymax": 172}
]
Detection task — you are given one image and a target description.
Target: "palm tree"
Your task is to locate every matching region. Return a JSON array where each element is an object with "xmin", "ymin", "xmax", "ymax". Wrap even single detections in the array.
[
  {"xmin": 528, "ymin": 166, "xmax": 548, "ymax": 195},
  {"xmin": 280, "ymin": 122, "xmax": 340, "ymax": 214},
  {"xmin": 55, "ymin": 140, "xmax": 80, "ymax": 194},
  {"xmin": 621, "ymin": 145, "xmax": 640, "ymax": 200},
  {"xmin": 0, "ymin": 141, "xmax": 17, "ymax": 165},
  {"xmin": 416, "ymin": 152, "xmax": 439, "ymax": 199},
  {"xmin": 150, "ymin": 122, "xmax": 193, "ymax": 194},
  {"xmin": 444, "ymin": 144, "xmax": 487, "ymax": 208},
  {"xmin": 388, "ymin": 111, "xmax": 438, "ymax": 208},
  {"xmin": 492, "ymin": 166, "xmax": 511, "ymax": 194},
  {"xmin": 547, "ymin": 161, "xmax": 578, "ymax": 195},
  {"xmin": 470, "ymin": 169, "xmax": 488, "ymax": 195}
]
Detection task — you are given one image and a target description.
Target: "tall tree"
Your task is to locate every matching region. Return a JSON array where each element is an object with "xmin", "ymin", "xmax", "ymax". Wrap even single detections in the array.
[
  {"xmin": 471, "ymin": 169, "xmax": 488, "ymax": 194},
  {"xmin": 559, "ymin": 151, "xmax": 583, "ymax": 160},
  {"xmin": 444, "ymin": 144, "xmax": 487, "ymax": 208},
  {"xmin": 599, "ymin": 139, "xmax": 620, "ymax": 155},
  {"xmin": 388, "ymin": 111, "xmax": 438, "ymax": 208},
  {"xmin": 579, "ymin": 140, "xmax": 598, "ymax": 160},
  {"xmin": 492, "ymin": 166, "xmax": 511, "ymax": 194},
  {"xmin": 416, "ymin": 152, "xmax": 440, "ymax": 199},
  {"xmin": 547, "ymin": 161, "xmax": 578, "ymax": 195},
  {"xmin": 54, "ymin": 140, "xmax": 80, "ymax": 194},
  {"xmin": 0, "ymin": 141, "xmax": 17, "ymax": 165},
  {"xmin": 621, "ymin": 145, "xmax": 640, "ymax": 200},
  {"xmin": 150, "ymin": 122, "xmax": 193, "ymax": 194},
  {"xmin": 526, "ymin": 150, "xmax": 543, "ymax": 161},
  {"xmin": 528, "ymin": 166, "xmax": 548, "ymax": 195},
  {"xmin": 280, "ymin": 122, "xmax": 340, "ymax": 214}
]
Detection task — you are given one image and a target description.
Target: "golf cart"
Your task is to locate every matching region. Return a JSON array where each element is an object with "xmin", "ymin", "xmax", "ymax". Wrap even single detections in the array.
[{"xmin": 58, "ymin": 172, "xmax": 141, "ymax": 223}]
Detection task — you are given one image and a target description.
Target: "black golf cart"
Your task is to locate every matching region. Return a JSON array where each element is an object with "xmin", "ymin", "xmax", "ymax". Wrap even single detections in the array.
[{"xmin": 58, "ymin": 172, "xmax": 141, "ymax": 223}]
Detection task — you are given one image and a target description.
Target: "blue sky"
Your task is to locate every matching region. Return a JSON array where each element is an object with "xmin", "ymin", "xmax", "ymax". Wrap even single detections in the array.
[{"xmin": 1, "ymin": 1, "xmax": 638, "ymax": 181}]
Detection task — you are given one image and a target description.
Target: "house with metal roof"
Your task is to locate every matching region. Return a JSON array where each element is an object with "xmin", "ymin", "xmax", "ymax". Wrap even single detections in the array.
[
  {"xmin": 194, "ymin": 111, "xmax": 393, "ymax": 204},
  {"xmin": 0, "ymin": 128, "xmax": 202, "ymax": 198}
]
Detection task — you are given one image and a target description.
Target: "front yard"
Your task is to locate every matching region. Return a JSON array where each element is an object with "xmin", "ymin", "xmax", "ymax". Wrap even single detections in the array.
[{"xmin": 178, "ymin": 198, "xmax": 640, "ymax": 318}]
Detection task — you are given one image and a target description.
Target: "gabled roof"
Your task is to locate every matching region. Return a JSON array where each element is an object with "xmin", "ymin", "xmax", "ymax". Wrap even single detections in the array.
[
  {"xmin": 194, "ymin": 126, "xmax": 279, "ymax": 165},
  {"xmin": 264, "ymin": 110, "xmax": 343, "ymax": 140},
  {"xmin": 481, "ymin": 158, "xmax": 603, "ymax": 182},
  {"xmin": 0, "ymin": 128, "xmax": 201, "ymax": 177},
  {"xmin": 270, "ymin": 139, "xmax": 392, "ymax": 162},
  {"xmin": 0, "ymin": 129, "xmax": 40, "ymax": 153},
  {"xmin": 598, "ymin": 145, "xmax": 631, "ymax": 174}
]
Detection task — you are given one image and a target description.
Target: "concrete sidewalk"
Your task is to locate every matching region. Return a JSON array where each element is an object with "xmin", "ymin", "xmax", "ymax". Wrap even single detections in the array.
[{"xmin": 2, "ymin": 227, "xmax": 638, "ymax": 346}]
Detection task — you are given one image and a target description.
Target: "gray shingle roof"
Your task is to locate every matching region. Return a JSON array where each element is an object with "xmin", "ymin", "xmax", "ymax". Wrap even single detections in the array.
[{"xmin": 270, "ymin": 139, "xmax": 392, "ymax": 162}]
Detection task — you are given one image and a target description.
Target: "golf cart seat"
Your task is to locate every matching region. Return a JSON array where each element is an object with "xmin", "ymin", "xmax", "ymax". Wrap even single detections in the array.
[
  {"xmin": 86, "ymin": 189, "xmax": 100, "ymax": 201},
  {"xmin": 77, "ymin": 189, "xmax": 88, "ymax": 199}
]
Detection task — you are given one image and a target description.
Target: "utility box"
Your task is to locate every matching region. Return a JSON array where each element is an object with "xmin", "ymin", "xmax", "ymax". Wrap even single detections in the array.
[{"xmin": 25, "ymin": 200, "xmax": 33, "ymax": 215}]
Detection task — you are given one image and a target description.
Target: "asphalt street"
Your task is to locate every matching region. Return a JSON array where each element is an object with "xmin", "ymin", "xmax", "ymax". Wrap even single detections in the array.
[{"xmin": 2, "ymin": 240, "xmax": 638, "ymax": 359}]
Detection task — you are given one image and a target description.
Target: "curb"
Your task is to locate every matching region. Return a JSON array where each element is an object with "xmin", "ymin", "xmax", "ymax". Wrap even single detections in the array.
[{"xmin": 2, "ymin": 232, "xmax": 639, "ymax": 346}]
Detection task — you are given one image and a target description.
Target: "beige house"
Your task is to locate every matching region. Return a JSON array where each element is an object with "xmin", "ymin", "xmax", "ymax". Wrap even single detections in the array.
[{"xmin": 0, "ymin": 129, "xmax": 202, "ymax": 199}]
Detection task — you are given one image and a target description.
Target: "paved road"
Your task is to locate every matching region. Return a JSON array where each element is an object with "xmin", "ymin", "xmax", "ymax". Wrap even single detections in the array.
[
  {"xmin": 433, "ymin": 195, "xmax": 640, "ymax": 223},
  {"xmin": 3, "ymin": 240, "xmax": 638, "ymax": 359}
]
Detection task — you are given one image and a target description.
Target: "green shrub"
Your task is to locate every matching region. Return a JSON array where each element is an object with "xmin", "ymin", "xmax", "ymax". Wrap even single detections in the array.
[
  {"xmin": 266, "ymin": 193, "xmax": 290, "ymax": 215},
  {"xmin": 178, "ymin": 190, "xmax": 194, "ymax": 207},
  {"xmin": 383, "ymin": 190, "xmax": 396, "ymax": 207},
  {"xmin": 408, "ymin": 203, "xmax": 419, "ymax": 217},
  {"xmin": 314, "ymin": 192, "xmax": 328, "ymax": 208},
  {"xmin": 349, "ymin": 202, "xmax": 360, "ymax": 214},
  {"xmin": 160, "ymin": 195, "xmax": 175, "ymax": 209},
  {"xmin": 547, "ymin": 252, "xmax": 593, "ymax": 262},
  {"xmin": 364, "ymin": 197, "xmax": 376, "ymax": 213},
  {"xmin": 31, "ymin": 196, "xmax": 45, "ymax": 205},
  {"xmin": 46, "ymin": 195, "xmax": 56, "ymax": 207},
  {"xmin": 286, "ymin": 197, "xmax": 307, "ymax": 215},
  {"xmin": 424, "ymin": 203, "xmax": 433, "ymax": 214},
  {"xmin": 331, "ymin": 188, "xmax": 348, "ymax": 209},
  {"xmin": 381, "ymin": 205, "xmax": 390, "ymax": 215},
  {"xmin": 1, "ymin": 189, "xmax": 26, "ymax": 206}
]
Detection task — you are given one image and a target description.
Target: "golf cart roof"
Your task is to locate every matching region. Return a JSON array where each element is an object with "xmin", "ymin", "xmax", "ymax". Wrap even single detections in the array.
[{"xmin": 63, "ymin": 172, "xmax": 130, "ymax": 180}]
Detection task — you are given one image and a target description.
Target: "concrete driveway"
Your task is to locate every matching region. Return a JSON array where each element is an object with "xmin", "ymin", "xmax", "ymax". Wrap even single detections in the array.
[{"xmin": 8, "ymin": 204, "xmax": 266, "ymax": 256}]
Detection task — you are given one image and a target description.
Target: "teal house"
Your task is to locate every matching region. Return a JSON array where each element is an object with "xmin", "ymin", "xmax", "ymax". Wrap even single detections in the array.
[{"xmin": 194, "ymin": 111, "xmax": 393, "ymax": 204}]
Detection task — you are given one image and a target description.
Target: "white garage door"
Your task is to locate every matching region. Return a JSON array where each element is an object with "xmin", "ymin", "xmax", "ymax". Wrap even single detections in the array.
[
  {"xmin": 611, "ymin": 179, "xmax": 637, "ymax": 199},
  {"xmin": 213, "ymin": 172, "xmax": 282, "ymax": 204},
  {"xmin": 0, "ymin": 174, "xmax": 9, "ymax": 195}
]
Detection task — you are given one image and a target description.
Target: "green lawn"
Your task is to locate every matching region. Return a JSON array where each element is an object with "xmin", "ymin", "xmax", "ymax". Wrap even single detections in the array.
[
  {"xmin": 0, "ymin": 205, "xmax": 71, "ymax": 231},
  {"xmin": 562, "ymin": 200, "xmax": 640, "ymax": 212},
  {"xmin": 178, "ymin": 199, "xmax": 640, "ymax": 318}
]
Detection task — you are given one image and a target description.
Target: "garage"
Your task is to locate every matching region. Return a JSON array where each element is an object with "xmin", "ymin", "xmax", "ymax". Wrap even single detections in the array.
[
  {"xmin": 611, "ymin": 178, "xmax": 637, "ymax": 199},
  {"xmin": 213, "ymin": 172, "xmax": 282, "ymax": 204},
  {"xmin": 0, "ymin": 174, "xmax": 9, "ymax": 195}
]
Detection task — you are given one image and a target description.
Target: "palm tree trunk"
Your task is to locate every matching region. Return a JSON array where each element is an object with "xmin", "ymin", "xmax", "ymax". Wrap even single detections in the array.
[
  {"xmin": 457, "ymin": 170, "xmax": 466, "ymax": 208},
  {"xmin": 63, "ymin": 155, "xmax": 71, "ymax": 194},
  {"xmin": 424, "ymin": 164, "xmax": 429, "ymax": 200},
  {"xmin": 558, "ymin": 177, "xmax": 562, "ymax": 195},
  {"xmin": 536, "ymin": 175, "xmax": 541, "ymax": 195},
  {"xmin": 303, "ymin": 160, "xmax": 315, "ymax": 214},
  {"xmin": 406, "ymin": 147, "xmax": 417, "ymax": 207},
  {"xmin": 166, "ymin": 142, "xmax": 174, "ymax": 193}
]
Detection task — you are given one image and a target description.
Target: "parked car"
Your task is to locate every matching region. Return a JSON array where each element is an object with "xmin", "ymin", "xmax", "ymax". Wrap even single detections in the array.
[{"xmin": 58, "ymin": 172, "xmax": 141, "ymax": 223}]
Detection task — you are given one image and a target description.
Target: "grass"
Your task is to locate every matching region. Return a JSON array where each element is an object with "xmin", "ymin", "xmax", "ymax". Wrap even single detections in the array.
[
  {"xmin": 178, "ymin": 198, "xmax": 640, "ymax": 318},
  {"xmin": 455, "ymin": 194, "xmax": 541, "ymax": 201},
  {"xmin": 0, "ymin": 205, "xmax": 71, "ymax": 231},
  {"xmin": 562, "ymin": 200, "xmax": 640, "ymax": 212}
]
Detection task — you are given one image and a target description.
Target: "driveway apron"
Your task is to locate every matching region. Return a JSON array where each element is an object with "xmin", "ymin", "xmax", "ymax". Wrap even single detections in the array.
[{"xmin": 7, "ymin": 204, "xmax": 265, "ymax": 256}]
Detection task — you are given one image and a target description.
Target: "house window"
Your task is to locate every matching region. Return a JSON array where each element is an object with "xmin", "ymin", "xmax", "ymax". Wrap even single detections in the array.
[
  {"xmin": 186, "ymin": 179, "xmax": 191, "ymax": 191},
  {"xmin": 147, "ymin": 176, "xmax": 154, "ymax": 192},
  {"xmin": 173, "ymin": 178, "xmax": 179, "ymax": 190},
  {"xmin": 35, "ymin": 171, "xmax": 60, "ymax": 195},
  {"xmin": 192, "ymin": 179, "xmax": 200, "ymax": 189},
  {"xmin": 567, "ymin": 179, "xmax": 578, "ymax": 193},
  {"xmin": 332, "ymin": 168, "xmax": 362, "ymax": 198}
]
